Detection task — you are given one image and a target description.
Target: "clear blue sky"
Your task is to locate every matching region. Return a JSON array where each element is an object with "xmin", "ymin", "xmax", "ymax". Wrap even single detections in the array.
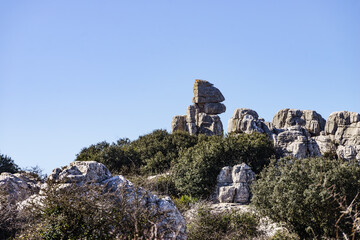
[{"xmin": 1, "ymin": 1, "xmax": 359, "ymax": 174}]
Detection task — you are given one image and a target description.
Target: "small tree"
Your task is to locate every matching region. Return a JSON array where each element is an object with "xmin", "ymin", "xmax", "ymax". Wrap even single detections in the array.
[{"xmin": 0, "ymin": 153, "xmax": 19, "ymax": 174}]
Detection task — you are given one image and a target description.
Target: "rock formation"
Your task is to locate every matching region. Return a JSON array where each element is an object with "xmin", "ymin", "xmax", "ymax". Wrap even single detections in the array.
[
  {"xmin": 215, "ymin": 163, "xmax": 255, "ymax": 204},
  {"xmin": 228, "ymin": 108, "xmax": 360, "ymax": 161},
  {"xmin": 272, "ymin": 108, "xmax": 326, "ymax": 136},
  {"xmin": 0, "ymin": 172, "xmax": 40, "ymax": 204},
  {"xmin": 2, "ymin": 161, "xmax": 186, "ymax": 240},
  {"xmin": 172, "ymin": 79, "xmax": 225, "ymax": 136}
]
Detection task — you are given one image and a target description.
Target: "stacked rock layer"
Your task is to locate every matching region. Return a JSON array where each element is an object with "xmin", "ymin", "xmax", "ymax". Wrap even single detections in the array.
[
  {"xmin": 228, "ymin": 108, "xmax": 360, "ymax": 161},
  {"xmin": 215, "ymin": 163, "xmax": 255, "ymax": 204},
  {"xmin": 172, "ymin": 79, "xmax": 226, "ymax": 136}
]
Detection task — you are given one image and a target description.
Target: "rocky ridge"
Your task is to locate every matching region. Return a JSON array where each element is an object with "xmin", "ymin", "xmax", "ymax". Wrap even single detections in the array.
[
  {"xmin": 228, "ymin": 108, "xmax": 360, "ymax": 161},
  {"xmin": 171, "ymin": 79, "xmax": 225, "ymax": 136}
]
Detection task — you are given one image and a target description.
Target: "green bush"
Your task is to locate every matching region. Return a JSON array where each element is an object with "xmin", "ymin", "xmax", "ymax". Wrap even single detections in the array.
[
  {"xmin": 251, "ymin": 157, "xmax": 360, "ymax": 239},
  {"xmin": 76, "ymin": 130, "xmax": 198, "ymax": 175},
  {"xmin": 187, "ymin": 205, "xmax": 261, "ymax": 240},
  {"xmin": 17, "ymin": 182, "xmax": 167, "ymax": 239},
  {"xmin": 173, "ymin": 133, "xmax": 274, "ymax": 198},
  {"xmin": 172, "ymin": 195, "xmax": 198, "ymax": 213}
]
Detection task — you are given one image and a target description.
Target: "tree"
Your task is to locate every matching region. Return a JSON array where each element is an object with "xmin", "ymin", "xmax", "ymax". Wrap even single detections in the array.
[{"xmin": 0, "ymin": 154, "xmax": 19, "ymax": 174}]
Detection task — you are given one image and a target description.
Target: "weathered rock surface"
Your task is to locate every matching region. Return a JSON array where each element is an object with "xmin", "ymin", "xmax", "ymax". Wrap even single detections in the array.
[
  {"xmin": 227, "ymin": 108, "xmax": 360, "ymax": 160},
  {"xmin": 227, "ymin": 108, "xmax": 273, "ymax": 135},
  {"xmin": 172, "ymin": 79, "xmax": 225, "ymax": 136},
  {"xmin": 4, "ymin": 161, "xmax": 186, "ymax": 240},
  {"xmin": 192, "ymin": 79, "xmax": 225, "ymax": 103},
  {"xmin": 0, "ymin": 172, "xmax": 40, "ymax": 204},
  {"xmin": 325, "ymin": 111, "xmax": 360, "ymax": 146},
  {"xmin": 272, "ymin": 109, "xmax": 326, "ymax": 136},
  {"xmin": 216, "ymin": 163, "xmax": 255, "ymax": 204},
  {"xmin": 274, "ymin": 126, "xmax": 321, "ymax": 159}
]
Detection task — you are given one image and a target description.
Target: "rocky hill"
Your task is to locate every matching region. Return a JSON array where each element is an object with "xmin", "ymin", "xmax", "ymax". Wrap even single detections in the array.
[{"xmin": 172, "ymin": 80, "xmax": 360, "ymax": 162}]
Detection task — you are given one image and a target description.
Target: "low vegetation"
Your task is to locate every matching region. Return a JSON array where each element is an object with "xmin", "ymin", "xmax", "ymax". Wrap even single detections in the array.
[{"xmin": 252, "ymin": 157, "xmax": 360, "ymax": 239}]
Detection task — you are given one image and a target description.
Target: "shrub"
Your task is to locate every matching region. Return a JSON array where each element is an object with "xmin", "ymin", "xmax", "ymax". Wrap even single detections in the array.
[
  {"xmin": 172, "ymin": 195, "xmax": 198, "ymax": 213},
  {"xmin": 187, "ymin": 205, "xmax": 261, "ymax": 240},
  {"xmin": 76, "ymin": 130, "xmax": 198, "ymax": 175},
  {"xmin": 251, "ymin": 157, "xmax": 360, "ymax": 239},
  {"xmin": 17, "ymin": 182, "xmax": 167, "ymax": 239}
]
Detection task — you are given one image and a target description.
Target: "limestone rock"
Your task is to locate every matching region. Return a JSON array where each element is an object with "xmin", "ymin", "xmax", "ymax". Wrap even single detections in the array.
[
  {"xmin": 172, "ymin": 79, "xmax": 225, "ymax": 136},
  {"xmin": 272, "ymin": 109, "xmax": 326, "ymax": 136},
  {"xmin": 336, "ymin": 145, "xmax": 360, "ymax": 161},
  {"xmin": 275, "ymin": 126, "xmax": 321, "ymax": 159},
  {"xmin": 216, "ymin": 163, "xmax": 255, "ymax": 204},
  {"xmin": 0, "ymin": 172, "xmax": 40, "ymax": 204},
  {"xmin": 313, "ymin": 132, "xmax": 337, "ymax": 156},
  {"xmin": 228, "ymin": 108, "xmax": 264, "ymax": 134},
  {"xmin": 192, "ymin": 79, "xmax": 225, "ymax": 103},
  {"xmin": 202, "ymin": 102, "xmax": 226, "ymax": 114},
  {"xmin": 325, "ymin": 111, "xmax": 360, "ymax": 146},
  {"xmin": 171, "ymin": 115, "xmax": 187, "ymax": 132},
  {"xmin": 48, "ymin": 161, "xmax": 112, "ymax": 183},
  {"xmin": 197, "ymin": 113, "xmax": 223, "ymax": 136}
]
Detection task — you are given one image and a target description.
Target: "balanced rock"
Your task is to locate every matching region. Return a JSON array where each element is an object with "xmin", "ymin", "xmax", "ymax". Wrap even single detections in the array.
[
  {"xmin": 272, "ymin": 109, "xmax": 326, "ymax": 136},
  {"xmin": 172, "ymin": 79, "xmax": 225, "ymax": 136},
  {"xmin": 216, "ymin": 163, "xmax": 255, "ymax": 204},
  {"xmin": 192, "ymin": 79, "xmax": 225, "ymax": 103}
]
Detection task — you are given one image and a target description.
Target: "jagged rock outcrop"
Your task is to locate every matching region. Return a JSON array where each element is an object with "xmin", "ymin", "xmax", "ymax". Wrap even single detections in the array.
[
  {"xmin": 3, "ymin": 161, "xmax": 187, "ymax": 240},
  {"xmin": 0, "ymin": 172, "xmax": 40, "ymax": 204},
  {"xmin": 228, "ymin": 108, "xmax": 360, "ymax": 160},
  {"xmin": 325, "ymin": 111, "xmax": 360, "ymax": 146},
  {"xmin": 227, "ymin": 108, "xmax": 275, "ymax": 138},
  {"xmin": 172, "ymin": 79, "xmax": 225, "ymax": 136},
  {"xmin": 215, "ymin": 163, "xmax": 255, "ymax": 204},
  {"xmin": 275, "ymin": 126, "xmax": 321, "ymax": 158},
  {"xmin": 272, "ymin": 108, "xmax": 326, "ymax": 136}
]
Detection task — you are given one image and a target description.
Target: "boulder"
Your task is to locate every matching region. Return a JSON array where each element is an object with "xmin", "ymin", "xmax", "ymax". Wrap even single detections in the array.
[
  {"xmin": 192, "ymin": 79, "xmax": 225, "ymax": 103},
  {"xmin": 216, "ymin": 163, "xmax": 255, "ymax": 204},
  {"xmin": 272, "ymin": 109, "xmax": 326, "ymax": 136},
  {"xmin": 197, "ymin": 113, "xmax": 223, "ymax": 136},
  {"xmin": 202, "ymin": 102, "xmax": 226, "ymax": 114}
]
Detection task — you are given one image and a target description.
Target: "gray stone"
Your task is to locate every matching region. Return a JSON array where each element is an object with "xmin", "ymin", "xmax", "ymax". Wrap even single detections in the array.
[
  {"xmin": 192, "ymin": 79, "xmax": 225, "ymax": 103},
  {"xmin": 313, "ymin": 132, "xmax": 337, "ymax": 156},
  {"xmin": 227, "ymin": 108, "xmax": 265, "ymax": 134},
  {"xmin": 272, "ymin": 109, "xmax": 326, "ymax": 136},
  {"xmin": 325, "ymin": 111, "xmax": 360, "ymax": 146},
  {"xmin": 216, "ymin": 163, "xmax": 255, "ymax": 204},
  {"xmin": 0, "ymin": 172, "xmax": 40, "ymax": 204},
  {"xmin": 203, "ymin": 103, "xmax": 226, "ymax": 114},
  {"xmin": 171, "ymin": 115, "xmax": 187, "ymax": 132},
  {"xmin": 275, "ymin": 126, "xmax": 321, "ymax": 158},
  {"xmin": 218, "ymin": 186, "xmax": 236, "ymax": 203}
]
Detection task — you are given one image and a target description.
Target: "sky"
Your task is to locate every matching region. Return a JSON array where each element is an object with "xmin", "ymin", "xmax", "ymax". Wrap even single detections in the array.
[{"xmin": 1, "ymin": 1, "xmax": 359, "ymax": 174}]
